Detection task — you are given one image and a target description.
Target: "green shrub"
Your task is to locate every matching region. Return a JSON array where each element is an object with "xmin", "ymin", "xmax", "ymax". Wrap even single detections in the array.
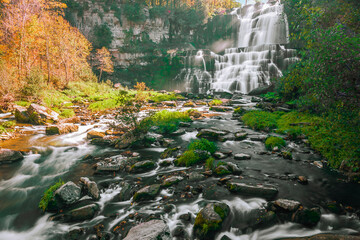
[
  {"xmin": 15, "ymin": 101, "xmax": 31, "ymax": 107},
  {"xmin": 209, "ymin": 99, "xmax": 222, "ymax": 106},
  {"xmin": 188, "ymin": 138, "xmax": 217, "ymax": 154},
  {"xmin": 92, "ymin": 23, "xmax": 113, "ymax": 49},
  {"xmin": 149, "ymin": 6, "xmax": 166, "ymax": 19},
  {"xmin": 176, "ymin": 150, "xmax": 200, "ymax": 167},
  {"xmin": 1, "ymin": 121, "xmax": 15, "ymax": 128},
  {"xmin": 60, "ymin": 109, "xmax": 75, "ymax": 118},
  {"xmin": 205, "ymin": 157, "xmax": 215, "ymax": 170},
  {"xmin": 39, "ymin": 179, "xmax": 64, "ymax": 212},
  {"xmin": 150, "ymin": 93, "xmax": 184, "ymax": 102},
  {"xmin": 265, "ymin": 136, "xmax": 286, "ymax": 150},
  {"xmin": 242, "ymin": 111, "xmax": 281, "ymax": 131},
  {"xmin": 123, "ymin": 3, "xmax": 145, "ymax": 23},
  {"xmin": 22, "ymin": 68, "xmax": 46, "ymax": 98},
  {"xmin": 88, "ymin": 98, "xmax": 120, "ymax": 111}
]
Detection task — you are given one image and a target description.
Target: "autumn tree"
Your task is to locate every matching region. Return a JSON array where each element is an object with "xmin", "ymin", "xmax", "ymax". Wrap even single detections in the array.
[{"xmin": 93, "ymin": 47, "xmax": 114, "ymax": 82}]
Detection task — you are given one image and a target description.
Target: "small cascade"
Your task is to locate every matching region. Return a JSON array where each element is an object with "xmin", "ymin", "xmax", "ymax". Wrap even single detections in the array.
[{"xmin": 211, "ymin": 1, "xmax": 299, "ymax": 94}]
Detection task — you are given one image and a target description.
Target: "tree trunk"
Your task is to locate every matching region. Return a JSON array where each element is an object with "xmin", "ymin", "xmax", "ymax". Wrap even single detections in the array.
[
  {"xmin": 46, "ymin": 36, "xmax": 51, "ymax": 83},
  {"xmin": 98, "ymin": 69, "xmax": 103, "ymax": 82}
]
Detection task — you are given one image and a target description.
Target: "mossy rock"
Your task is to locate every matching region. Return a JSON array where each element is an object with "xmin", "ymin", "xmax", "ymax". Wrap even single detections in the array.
[
  {"xmin": 132, "ymin": 184, "xmax": 161, "ymax": 202},
  {"xmin": 292, "ymin": 207, "xmax": 321, "ymax": 227},
  {"xmin": 265, "ymin": 136, "xmax": 286, "ymax": 151},
  {"xmin": 214, "ymin": 165, "xmax": 231, "ymax": 176},
  {"xmin": 160, "ymin": 146, "xmax": 180, "ymax": 159},
  {"xmin": 130, "ymin": 160, "xmax": 156, "ymax": 173},
  {"xmin": 193, "ymin": 202, "xmax": 230, "ymax": 240}
]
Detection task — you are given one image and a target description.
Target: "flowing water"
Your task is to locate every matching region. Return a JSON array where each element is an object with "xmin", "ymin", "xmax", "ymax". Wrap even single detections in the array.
[{"xmin": 1, "ymin": 99, "xmax": 360, "ymax": 240}]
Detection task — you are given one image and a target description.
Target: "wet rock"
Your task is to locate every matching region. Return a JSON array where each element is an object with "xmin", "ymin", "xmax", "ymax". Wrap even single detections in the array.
[
  {"xmin": 117, "ymin": 182, "xmax": 133, "ymax": 201},
  {"xmin": 210, "ymin": 106, "xmax": 233, "ymax": 112},
  {"xmin": 227, "ymin": 182, "xmax": 278, "ymax": 199},
  {"xmin": 270, "ymin": 199, "xmax": 301, "ymax": 212},
  {"xmin": 171, "ymin": 128, "xmax": 186, "ymax": 136},
  {"xmin": 115, "ymin": 131, "xmax": 144, "ymax": 149},
  {"xmin": 280, "ymin": 234, "xmax": 360, "ymax": 240},
  {"xmin": 324, "ymin": 201, "xmax": 344, "ymax": 214},
  {"xmin": 143, "ymin": 132, "xmax": 163, "ymax": 146},
  {"xmin": 96, "ymin": 157, "xmax": 126, "ymax": 172},
  {"xmin": 276, "ymin": 106, "xmax": 291, "ymax": 112},
  {"xmin": 67, "ymin": 228, "xmax": 85, "ymax": 240},
  {"xmin": 53, "ymin": 203, "xmax": 100, "ymax": 222},
  {"xmin": 162, "ymin": 176, "xmax": 183, "ymax": 187},
  {"xmin": 179, "ymin": 212, "xmax": 192, "ymax": 222},
  {"xmin": 188, "ymin": 110, "xmax": 202, "ymax": 118},
  {"xmin": 0, "ymin": 148, "xmax": 24, "ymax": 164},
  {"xmin": 234, "ymin": 153, "xmax": 251, "ymax": 160},
  {"xmin": 159, "ymin": 160, "xmax": 173, "ymax": 167},
  {"xmin": 87, "ymin": 130, "xmax": 105, "ymax": 139},
  {"xmin": 226, "ymin": 162, "xmax": 243, "ymax": 175},
  {"xmin": 251, "ymin": 97, "xmax": 262, "ymax": 103},
  {"xmin": 163, "ymin": 101, "xmax": 177, "ymax": 107},
  {"xmin": 189, "ymin": 172, "xmax": 206, "ymax": 182},
  {"xmin": 55, "ymin": 181, "xmax": 81, "ymax": 206},
  {"xmin": 235, "ymin": 131, "xmax": 248, "ymax": 141},
  {"xmin": 27, "ymin": 103, "xmax": 59, "ymax": 125},
  {"xmin": 193, "ymin": 202, "xmax": 230, "ymax": 240},
  {"xmin": 281, "ymin": 150, "xmax": 293, "ymax": 160},
  {"xmin": 292, "ymin": 207, "xmax": 321, "ymax": 227},
  {"xmin": 313, "ymin": 161, "xmax": 323, "ymax": 168},
  {"xmin": 14, "ymin": 105, "xmax": 30, "ymax": 123},
  {"xmin": 161, "ymin": 138, "xmax": 175, "ymax": 147},
  {"xmin": 90, "ymin": 138, "xmax": 114, "ymax": 147},
  {"xmin": 218, "ymin": 133, "xmax": 235, "ymax": 142},
  {"xmin": 133, "ymin": 184, "xmax": 161, "ymax": 202},
  {"xmin": 46, "ymin": 124, "xmax": 79, "ymax": 135},
  {"xmin": 220, "ymin": 235, "xmax": 232, "ymax": 240},
  {"xmin": 196, "ymin": 128, "xmax": 227, "ymax": 140},
  {"xmin": 79, "ymin": 177, "xmax": 100, "ymax": 200},
  {"xmin": 298, "ymin": 176, "xmax": 308, "ymax": 185},
  {"xmin": 123, "ymin": 220, "xmax": 170, "ymax": 240},
  {"xmin": 249, "ymin": 135, "xmax": 267, "ymax": 142},
  {"xmin": 130, "ymin": 160, "xmax": 156, "ymax": 173},
  {"xmin": 248, "ymin": 84, "xmax": 274, "ymax": 96},
  {"xmin": 214, "ymin": 151, "xmax": 228, "ymax": 159},
  {"xmin": 172, "ymin": 226, "xmax": 188, "ymax": 238}
]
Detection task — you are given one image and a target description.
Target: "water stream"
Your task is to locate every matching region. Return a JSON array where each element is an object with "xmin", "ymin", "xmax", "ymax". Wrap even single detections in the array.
[{"xmin": 0, "ymin": 99, "xmax": 360, "ymax": 239}]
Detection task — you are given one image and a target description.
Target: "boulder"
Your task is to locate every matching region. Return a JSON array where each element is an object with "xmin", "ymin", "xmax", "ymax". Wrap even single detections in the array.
[
  {"xmin": 132, "ymin": 184, "xmax": 161, "ymax": 202},
  {"xmin": 292, "ymin": 207, "xmax": 321, "ymax": 227},
  {"xmin": 189, "ymin": 172, "xmax": 206, "ymax": 182},
  {"xmin": 90, "ymin": 138, "xmax": 114, "ymax": 147},
  {"xmin": 196, "ymin": 128, "xmax": 227, "ymax": 140},
  {"xmin": 162, "ymin": 176, "xmax": 183, "ymax": 187},
  {"xmin": 54, "ymin": 181, "xmax": 81, "ymax": 206},
  {"xmin": 227, "ymin": 182, "xmax": 278, "ymax": 199},
  {"xmin": 214, "ymin": 165, "xmax": 231, "ymax": 176},
  {"xmin": 171, "ymin": 128, "xmax": 186, "ymax": 136},
  {"xmin": 0, "ymin": 148, "xmax": 24, "ymax": 164},
  {"xmin": 214, "ymin": 152, "xmax": 228, "ymax": 159},
  {"xmin": 87, "ymin": 130, "xmax": 105, "ymax": 139},
  {"xmin": 234, "ymin": 153, "xmax": 251, "ymax": 160},
  {"xmin": 130, "ymin": 160, "xmax": 156, "ymax": 173},
  {"xmin": 123, "ymin": 220, "xmax": 170, "ymax": 240},
  {"xmin": 218, "ymin": 133, "xmax": 235, "ymax": 142},
  {"xmin": 210, "ymin": 106, "xmax": 233, "ymax": 112},
  {"xmin": 225, "ymin": 162, "xmax": 243, "ymax": 175},
  {"xmin": 52, "ymin": 203, "xmax": 100, "ymax": 222},
  {"xmin": 117, "ymin": 182, "xmax": 133, "ymax": 201},
  {"xmin": 269, "ymin": 199, "xmax": 301, "ymax": 212},
  {"xmin": 193, "ymin": 202, "xmax": 230, "ymax": 240},
  {"xmin": 248, "ymin": 84, "xmax": 274, "ymax": 96},
  {"xmin": 14, "ymin": 105, "xmax": 30, "ymax": 123},
  {"xmin": 188, "ymin": 110, "xmax": 202, "ymax": 118},
  {"xmin": 161, "ymin": 146, "xmax": 181, "ymax": 159},
  {"xmin": 79, "ymin": 177, "xmax": 100, "ymax": 200},
  {"xmin": 183, "ymin": 101, "xmax": 196, "ymax": 107},
  {"xmin": 46, "ymin": 124, "xmax": 79, "ymax": 135},
  {"xmin": 115, "ymin": 131, "xmax": 144, "ymax": 149},
  {"xmin": 235, "ymin": 132, "xmax": 248, "ymax": 141},
  {"xmin": 27, "ymin": 103, "xmax": 59, "ymax": 125}
]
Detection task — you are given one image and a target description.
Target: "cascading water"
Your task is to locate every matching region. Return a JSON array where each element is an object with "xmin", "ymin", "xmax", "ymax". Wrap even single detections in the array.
[{"xmin": 211, "ymin": 1, "xmax": 299, "ymax": 94}]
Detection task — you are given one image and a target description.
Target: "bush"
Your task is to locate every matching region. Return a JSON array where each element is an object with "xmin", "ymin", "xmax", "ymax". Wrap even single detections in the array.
[
  {"xmin": 176, "ymin": 150, "xmax": 209, "ymax": 167},
  {"xmin": 22, "ymin": 68, "xmax": 46, "ymax": 98},
  {"xmin": 205, "ymin": 157, "xmax": 215, "ymax": 170},
  {"xmin": 209, "ymin": 99, "xmax": 222, "ymax": 106},
  {"xmin": 242, "ymin": 111, "xmax": 281, "ymax": 131},
  {"xmin": 149, "ymin": 6, "xmax": 166, "ymax": 19},
  {"xmin": 123, "ymin": 3, "xmax": 145, "ymax": 23},
  {"xmin": 92, "ymin": 23, "xmax": 113, "ymax": 49},
  {"xmin": 188, "ymin": 138, "xmax": 217, "ymax": 154},
  {"xmin": 150, "ymin": 93, "xmax": 184, "ymax": 102},
  {"xmin": 265, "ymin": 136, "xmax": 286, "ymax": 151},
  {"xmin": 39, "ymin": 179, "xmax": 64, "ymax": 212}
]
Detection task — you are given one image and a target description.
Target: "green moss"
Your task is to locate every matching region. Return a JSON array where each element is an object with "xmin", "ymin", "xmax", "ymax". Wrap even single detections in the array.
[
  {"xmin": 15, "ymin": 101, "xmax": 31, "ymax": 107},
  {"xmin": 149, "ymin": 92, "xmax": 184, "ymax": 102},
  {"xmin": 214, "ymin": 205, "xmax": 227, "ymax": 219},
  {"xmin": 160, "ymin": 147, "xmax": 179, "ymax": 159},
  {"xmin": 214, "ymin": 166, "xmax": 231, "ymax": 176},
  {"xmin": 242, "ymin": 111, "xmax": 281, "ymax": 131},
  {"xmin": 188, "ymin": 138, "xmax": 217, "ymax": 154},
  {"xmin": 1, "ymin": 121, "xmax": 15, "ymax": 129},
  {"xmin": 234, "ymin": 107, "xmax": 245, "ymax": 115},
  {"xmin": 209, "ymin": 99, "xmax": 222, "ymax": 106},
  {"xmin": 59, "ymin": 109, "xmax": 75, "ymax": 118},
  {"xmin": 176, "ymin": 150, "xmax": 201, "ymax": 167},
  {"xmin": 265, "ymin": 136, "xmax": 286, "ymax": 150},
  {"xmin": 39, "ymin": 179, "xmax": 64, "ymax": 212}
]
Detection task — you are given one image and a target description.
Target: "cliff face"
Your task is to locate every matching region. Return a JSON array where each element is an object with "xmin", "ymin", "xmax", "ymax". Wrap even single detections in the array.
[{"xmin": 66, "ymin": 0, "xmax": 170, "ymax": 66}]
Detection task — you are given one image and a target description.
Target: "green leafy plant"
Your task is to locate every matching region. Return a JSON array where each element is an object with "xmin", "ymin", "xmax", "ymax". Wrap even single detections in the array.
[
  {"xmin": 265, "ymin": 136, "xmax": 286, "ymax": 150},
  {"xmin": 188, "ymin": 138, "xmax": 217, "ymax": 154},
  {"xmin": 209, "ymin": 99, "xmax": 222, "ymax": 106}
]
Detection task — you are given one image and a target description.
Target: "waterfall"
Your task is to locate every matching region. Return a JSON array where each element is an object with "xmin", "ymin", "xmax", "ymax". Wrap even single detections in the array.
[{"xmin": 211, "ymin": 1, "xmax": 298, "ymax": 94}]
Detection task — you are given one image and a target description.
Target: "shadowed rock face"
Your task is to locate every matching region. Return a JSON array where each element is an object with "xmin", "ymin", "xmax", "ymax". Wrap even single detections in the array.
[{"xmin": 0, "ymin": 148, "xmax": 24, "ymax": 164}]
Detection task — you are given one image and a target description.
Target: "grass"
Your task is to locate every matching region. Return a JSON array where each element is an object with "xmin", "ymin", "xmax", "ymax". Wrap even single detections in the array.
[
  {"xmin": 15, "ymin": 101, "xmax": 31, "ymax": 107},
  {"xmin": 39, "ymin": 179, "xmax": 64, "ymax": 212},
  {"xmin": 242, "ymin": 111, "xmax": 282, "ymax": 131},
  {"xmin": 265, "ymin": 136, "xmax": 286, "ymax": 150},
  {"xmin": 241, "ymin": 110, "xmax": 360, "ymax": 170},
  {"xmin": 149, "ymin": 92, "xmax": 184, "ymax": 102},
  {"xmin": 140, "ymin": 110, "xmax": 191, "ymax": 134},
  {"xmin": 209, "ymin": 99, "xmax": 223, "ymax": 106},
  {"xmin": 188, "ymin": 138, "xmax": 217, "ymax": 154},
  {"xmin": 0, "ymin": 121, "xmax": 15, "ymax": 134},
  {"xmin": 176, "ymin": 150, "xmax": 201, "ymax": 167},
  {"xmin": 205, "ymin": 157, "xmax": 215, "ymax": 170},
  {"xmin": 59, "ymin": 109, "xmax": 75, "ymax": 118}
]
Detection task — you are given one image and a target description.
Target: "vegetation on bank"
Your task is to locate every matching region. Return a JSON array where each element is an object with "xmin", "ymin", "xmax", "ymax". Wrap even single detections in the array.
[{"xmin": 39, "ymin": 179, "xmax": 64, "ymax": 212}]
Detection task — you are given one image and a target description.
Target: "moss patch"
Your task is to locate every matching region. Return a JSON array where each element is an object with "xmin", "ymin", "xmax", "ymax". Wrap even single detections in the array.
[
  {"xmin": 265, "ymin": 136, "xmax": 286, "ymax": 150},
  {"xmin": 39, "ymin": 179, "xmax": 64, "ymax": 212}
]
